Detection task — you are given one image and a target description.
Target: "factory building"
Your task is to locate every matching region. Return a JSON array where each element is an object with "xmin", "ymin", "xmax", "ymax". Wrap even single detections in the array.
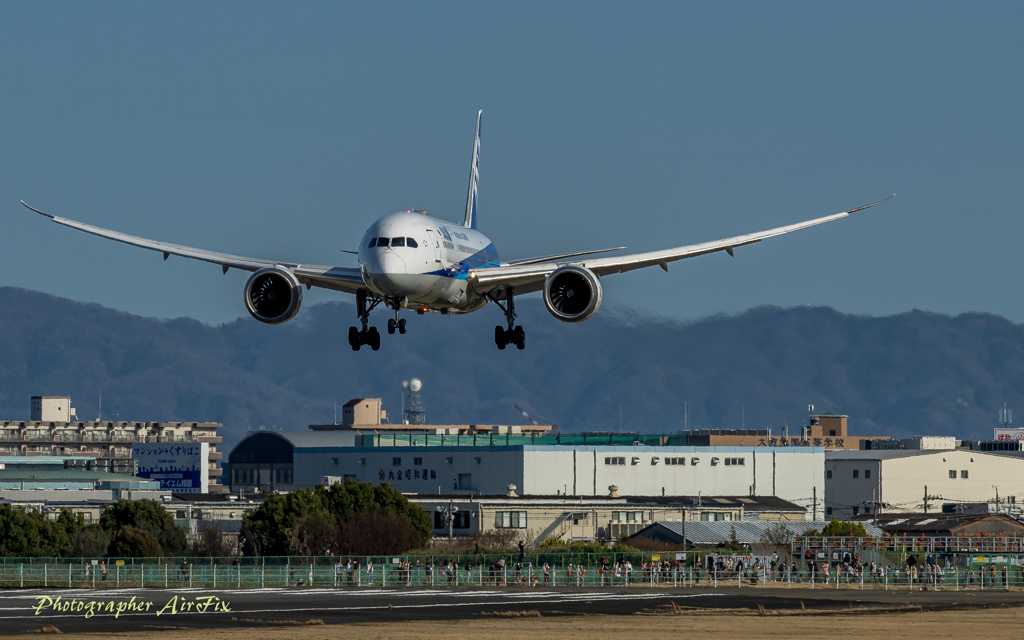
[
  {"xmin": 228, "ymin": 430, "xmax": 825, "ymax": 511},
  {"xmin": 0, "ymin": 396, "xmax": 225, "ymax": 492},
  {"xmin": 404, "ymin": 493, "xmax": 806, "ymax": 544},
  {"xmin": 824, "ymin": 449, "xmax": 1024, "ymax": 519},
  {"xmin": 0, "ymin": 455, "xmax": 166, "ymax": 503}
]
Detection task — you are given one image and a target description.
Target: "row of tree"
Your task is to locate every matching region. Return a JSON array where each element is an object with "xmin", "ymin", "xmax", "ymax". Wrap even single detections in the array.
[
  {"xmin": 0, "ymin": 499, "xmax": 187, "ymax": 558},
  {"xmin": 241, "ymin": 479, "xmax": 431, "ymax": 556}
]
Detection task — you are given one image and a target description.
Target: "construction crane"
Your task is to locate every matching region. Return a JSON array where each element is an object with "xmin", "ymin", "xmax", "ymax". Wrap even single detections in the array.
[{"xmin": 513, "ymin": 405, "xmax": 558, "ymax": 432}]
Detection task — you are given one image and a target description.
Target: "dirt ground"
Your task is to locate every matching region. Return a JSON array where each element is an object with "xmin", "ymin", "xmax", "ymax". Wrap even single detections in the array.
[{"xmin": 11, "ymin": 607, "xmax": 1024, "ymax": 640}]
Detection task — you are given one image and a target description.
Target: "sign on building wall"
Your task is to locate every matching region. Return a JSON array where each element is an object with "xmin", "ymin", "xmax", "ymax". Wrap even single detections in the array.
[
  {"xmin": 994, "ymin": 428, "xmax": 1024, "ymax": 441},
  {"xmin": 131, "ymin": 443, "xmax": 209, "ymax": 493}
]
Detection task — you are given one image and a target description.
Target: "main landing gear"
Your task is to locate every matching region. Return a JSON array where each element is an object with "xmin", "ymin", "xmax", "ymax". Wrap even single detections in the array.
[
  {"xmin": 490, "ymin": 290, "xmax": 526, "ymax": 350},
  {"xmin": 349, "ymin": 290, "xmax": 381, "ymax": 351},
  {"xmin": 350, "ymin": 293, "xmax": 410, "ymax": 350}
]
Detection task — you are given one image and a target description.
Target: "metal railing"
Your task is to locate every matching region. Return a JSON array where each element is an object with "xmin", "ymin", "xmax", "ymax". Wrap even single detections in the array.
[
  {"xmin": 794, "ymin": 535, "xmax": 1024, "ymax": 556},
  {"xmin": 3, "ymin": 554, "xmax": 1023, "ymax": 591}
]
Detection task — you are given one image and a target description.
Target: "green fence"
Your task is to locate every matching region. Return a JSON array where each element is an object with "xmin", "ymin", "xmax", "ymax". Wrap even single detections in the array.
[{"xmin": 2, "ymin": 554, "xmax": 1022, "ymax": 591}]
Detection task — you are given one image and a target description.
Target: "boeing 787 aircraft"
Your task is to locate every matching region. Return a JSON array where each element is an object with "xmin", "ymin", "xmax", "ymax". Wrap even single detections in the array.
[{"xmin": 21, "ymin": 111, "xmax": 892, "ymax": 351}]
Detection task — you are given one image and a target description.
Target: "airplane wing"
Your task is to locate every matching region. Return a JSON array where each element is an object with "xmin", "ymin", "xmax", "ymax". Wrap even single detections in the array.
[
  {"xmin": 468, "ymin": 195, "xmax": 894, "ymax": 296},
  {"xmin": 20, "ymin": 201, "xmax": 366, "ymax": 294}
]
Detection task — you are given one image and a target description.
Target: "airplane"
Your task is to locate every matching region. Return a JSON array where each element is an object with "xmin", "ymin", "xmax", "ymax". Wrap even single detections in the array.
[{"xmin": 20, "ymin": 111, "xmax": 893, "ymax": 352}]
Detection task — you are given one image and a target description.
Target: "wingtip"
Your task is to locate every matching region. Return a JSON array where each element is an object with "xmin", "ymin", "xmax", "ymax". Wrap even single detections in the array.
[{"xmin": 21, "ymin": 200, "xmax": 54, "ymax": 219}]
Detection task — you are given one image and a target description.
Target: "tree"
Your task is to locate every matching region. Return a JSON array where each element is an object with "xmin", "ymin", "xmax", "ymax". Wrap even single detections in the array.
[
  {"xmin": 761, "ymin": 522, "xmax": 796, "ymax": 546},
  {"xmin": 285, "ymin": 514, "xmax": 337, "ymax": 556},
  {"xmin": 191, "ymin": 522, "xmax": 235, "ymax": 557},
  {"xmin": 817, "ymin": 518, "xmax": 870, "ymax": 537},
  {"xmin": 241, "ymin": 478, "xmax": 431, "ymax": 556},
  {"xmin": 336, "ymin": 511, "xmax": 424, "ymax": 556},
  {"xmin": 0, "ymin": 505, "xmax": 81, "ymax": 557},
  {"xmin": 100, "ymin": 499, "xmax": 187, "ymax": 555},
  {"xmin": 108, "ymin": 526, "xmax": 163, "ymax": 558},
  {"xmin": 73, "ymin": 525, "xmax": 111, "ymax": 557}
]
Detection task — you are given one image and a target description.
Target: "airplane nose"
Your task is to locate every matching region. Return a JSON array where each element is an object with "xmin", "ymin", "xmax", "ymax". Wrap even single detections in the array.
[
  {"xmin": 369, "ymin": 252, "xmax": 414, "ymax": 297},
  {"xmin": 372, "ymin": 252, "xmax": 407, "ymax": 276}
]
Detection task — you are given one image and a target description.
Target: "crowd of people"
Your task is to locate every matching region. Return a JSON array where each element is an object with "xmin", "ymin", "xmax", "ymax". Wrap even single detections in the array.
[{"xmin": 303, "ymin": 548, "xmax": 1023, "ymax": 589}]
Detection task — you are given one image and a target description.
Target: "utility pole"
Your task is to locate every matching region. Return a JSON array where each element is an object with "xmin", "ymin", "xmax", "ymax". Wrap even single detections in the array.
[
  {"xmin": 436, "ymin": 499, "xmax": 459, "ymax": 542},
  {"xmin": 923, "ymin": 485, "xmax": 943, "ymax": 514},
  {"xmin": 813, "ymin": 486, "xmax": 817, "ymax": 520}
]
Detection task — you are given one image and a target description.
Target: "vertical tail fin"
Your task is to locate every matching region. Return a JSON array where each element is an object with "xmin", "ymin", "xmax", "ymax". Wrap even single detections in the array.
[{"xmin": 463, "ymin": 110, "xmax": 482, "ymax": 229}]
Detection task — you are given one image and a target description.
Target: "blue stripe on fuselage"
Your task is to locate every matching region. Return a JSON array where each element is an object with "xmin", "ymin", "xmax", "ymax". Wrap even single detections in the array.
[{"xmin": 423, "ymin": 242, "xmax": 499, "ymax": 279}]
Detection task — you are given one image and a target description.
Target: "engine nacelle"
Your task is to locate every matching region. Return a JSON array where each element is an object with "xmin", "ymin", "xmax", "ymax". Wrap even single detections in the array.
[
  {"xmin": 244, "ymin": 267, "xmax": 303, "ymax": 325},
  {"xmin": 543, "ymin": 264, "xmax": 603, "ymax": 323}
]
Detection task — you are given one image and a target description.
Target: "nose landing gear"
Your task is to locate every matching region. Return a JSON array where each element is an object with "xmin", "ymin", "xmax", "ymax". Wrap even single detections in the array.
[
  {"xmin": 387, "ymin": 304, "xmax": 408, "ymax": 335},
  {"xmin": 489, "ymin": 289, "xmax": 525, "ymax": 350},
  {"xmin": 349, "ymin": 290, "xmax": 382, "ymax": 351}
]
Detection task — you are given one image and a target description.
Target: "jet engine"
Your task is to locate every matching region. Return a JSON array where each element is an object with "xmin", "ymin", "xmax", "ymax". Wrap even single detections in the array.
[
  {"xmin": 543, "ymin": 264, "xmax": 603, "ymax": 323},
  {"xmin": 243, "ymin": 267, "xmax": 303, "ymax": 324}
]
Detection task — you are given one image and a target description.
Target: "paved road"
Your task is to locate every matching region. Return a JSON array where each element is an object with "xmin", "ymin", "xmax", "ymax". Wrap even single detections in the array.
[{"xmin": 0, "ymin": 586, "xmax": 1019, "ymax": 635}]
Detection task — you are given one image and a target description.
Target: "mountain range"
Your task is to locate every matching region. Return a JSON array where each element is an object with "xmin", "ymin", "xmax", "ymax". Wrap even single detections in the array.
[{"xmin": 0, "ymin": 286, "xmax": 1020, "ymax": 453}]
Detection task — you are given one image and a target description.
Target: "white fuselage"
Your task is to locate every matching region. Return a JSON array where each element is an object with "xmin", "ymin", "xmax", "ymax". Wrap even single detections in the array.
[{"xmin": 358, "ymin": 211, "xmax": 499, "ymax": 311}]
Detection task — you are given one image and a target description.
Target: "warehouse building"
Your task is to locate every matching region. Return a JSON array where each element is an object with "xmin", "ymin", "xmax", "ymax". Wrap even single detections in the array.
[
  {"xmin": 227, "ymin": 430, "xmax": 825, "ymax": 509},
  {"xmin": 0, "ymin": 455, "xmax": 166, "ymax": 502},
  {"xmin": 825, "ymin": 449, "xmax": 1024, "ymax": 519}
]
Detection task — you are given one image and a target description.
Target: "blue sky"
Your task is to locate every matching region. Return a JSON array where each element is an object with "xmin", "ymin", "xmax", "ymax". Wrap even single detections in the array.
[{"xmin": 2, "ymin": 2, "xmax": 1022, "ymax": 325}]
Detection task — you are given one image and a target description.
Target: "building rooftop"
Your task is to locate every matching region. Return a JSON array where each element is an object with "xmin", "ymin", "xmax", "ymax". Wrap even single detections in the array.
[
  {"xmin": 0, "ymin": 469, "xmax": 150, "ymax": 482},
  {"xmin": 633, "ymin": 520, "xmax": 884, "ymax": 545},
  {"xmin": 850, "ymin": 512, "xmax": 1022, "ymax": 533}
]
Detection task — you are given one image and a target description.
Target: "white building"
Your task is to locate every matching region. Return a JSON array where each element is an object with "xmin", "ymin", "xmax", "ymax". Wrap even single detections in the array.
[
  {"xmin": 228, "ymin": 431, "xmax": 826, "ymax": 513},
  {"xmin": 825, "ymin": 449, "xmax": 1024, "ymax": 519},
  {"xmin": 30, "ymin": 396, "xmax": 76, "ymax": 422}
]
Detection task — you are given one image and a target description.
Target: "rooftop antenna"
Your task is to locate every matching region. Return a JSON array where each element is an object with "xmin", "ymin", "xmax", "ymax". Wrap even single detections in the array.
[
  {"xmin": 1000, "ymin": 403, "xmax": 1012, "ymax": 429},
  {"xmin": 403, "ymin": 379, "xmax": 425, "ymax": 425},
  {"xmin": 98, "ymin": 389, "xmax": 102, "ymax": 422}
]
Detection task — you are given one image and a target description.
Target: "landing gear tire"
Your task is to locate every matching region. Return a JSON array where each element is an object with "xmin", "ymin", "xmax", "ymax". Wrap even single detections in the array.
[
  {"xmin": 388, "ymin": 318, "xmax": 396, "ymax": 335},
  {"xmin": 368, "ymin": 327, "xmax": 381, "ymax": 351},
  {"xmin": 495, "ymin": 325, "xmax": 507, "ymax": 350},
  {"xmin": 349, "ymin": 326, "xmax": 361, "ymax": 351},
  {"xmin": 513, "ymin": 325, "xmax": 526, "ymax": 350},
  {"xmin": 398, "ymin": 318, "xmax": 407, "ymax": 334}
]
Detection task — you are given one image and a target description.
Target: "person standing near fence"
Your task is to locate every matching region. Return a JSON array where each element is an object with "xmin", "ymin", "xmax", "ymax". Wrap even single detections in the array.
[{"xmin": 100, "ymin": 561, "xmax": 107, "ymax": 582}]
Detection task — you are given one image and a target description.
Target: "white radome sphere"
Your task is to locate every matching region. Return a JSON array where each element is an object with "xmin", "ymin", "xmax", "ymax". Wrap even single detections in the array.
[
  {"xmin": 402, "ymin": 381, "xmax": 410, "ymax": 390},
  {"xmin": 409, "ymin": 378, "xmax": 422, "ymax": 392}
]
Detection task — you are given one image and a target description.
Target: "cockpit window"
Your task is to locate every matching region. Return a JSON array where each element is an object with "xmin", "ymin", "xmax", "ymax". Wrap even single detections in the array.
[
  {"xmin": 376, "ymin": 237, "xmax": 389, "ymax": 247},
  {"xmin": 406, "ymin": 238, "xmax": 418, "ymax": 248},
  {"xmin": 368, "ymin": 237, "xmax": 377, "ymax": 248},
  {"xmin": 391, "ymin": 237, "xmax": 406, "ymax": 247}
]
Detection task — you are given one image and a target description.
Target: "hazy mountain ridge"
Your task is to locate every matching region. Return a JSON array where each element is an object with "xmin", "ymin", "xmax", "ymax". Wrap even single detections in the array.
[{"xmin": 0, "ymin": 286, "xmax": 1020, "ymax": 452}]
